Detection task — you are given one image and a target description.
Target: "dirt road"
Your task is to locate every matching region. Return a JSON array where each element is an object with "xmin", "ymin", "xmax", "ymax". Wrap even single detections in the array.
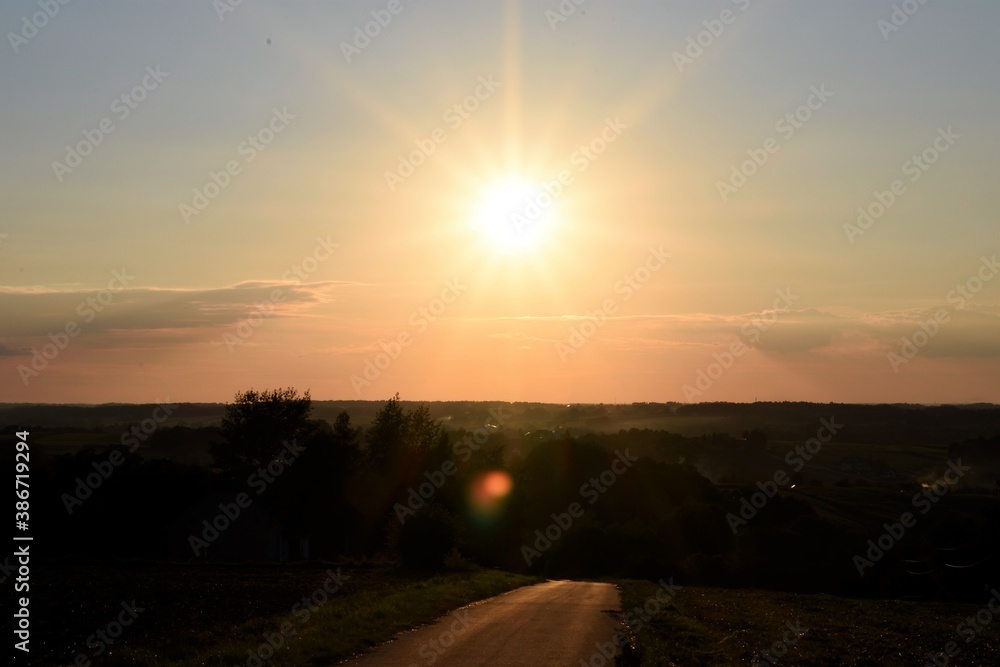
[{"xmin": 339, "ymin": 579, "xmax": 622, "ymax": 666}]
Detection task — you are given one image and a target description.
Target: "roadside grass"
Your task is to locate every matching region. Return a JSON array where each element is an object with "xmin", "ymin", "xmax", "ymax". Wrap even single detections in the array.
[
  {"xmin": 40, "ymin": 564, "xmax": 536, "ymax": 667},
  {"xmin": 615, "ymin": 580, "xmax": 999, "ymax": 666}
]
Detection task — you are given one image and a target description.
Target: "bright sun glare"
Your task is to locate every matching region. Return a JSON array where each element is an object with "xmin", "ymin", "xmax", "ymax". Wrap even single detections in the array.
[{"xmin": 472, "ymin": 175, "xmax": 559, "ymax": 254}]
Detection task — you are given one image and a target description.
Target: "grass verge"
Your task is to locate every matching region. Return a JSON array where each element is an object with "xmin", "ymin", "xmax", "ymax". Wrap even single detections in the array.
[
  {"xmin": 41, "ymin": 564, "xmax": 536, "ymax": 667},
  {"xmin": 615, "ymin": 580, "xmax": 999, "ymax": 666}
]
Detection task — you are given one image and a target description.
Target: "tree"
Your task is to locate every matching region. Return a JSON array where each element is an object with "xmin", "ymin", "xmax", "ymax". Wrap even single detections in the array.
[
  {"xmin": 319, "ymin": 410, "xmax": 361, "ymax": 478},
  {"xmin": 332, "ymin": 410, "xmax": 359, "ymax": 448},
  {"xmin": 407, "ymin": 403, "xmax": 444, "ymax": 455},
  {"xmin": 391, "ymin": 504, "xmax": 458, "ymax": 571},
  {"xmin": 365, "ymin": 393, "xmax": 408, "ymax": 468},
  {"xmin": 365, "ymin": 394, "xmax": 445, "ymax": 468},
  {"xmin": 213, "ymin": 387, "xmax": 312, "ymax": 468}
]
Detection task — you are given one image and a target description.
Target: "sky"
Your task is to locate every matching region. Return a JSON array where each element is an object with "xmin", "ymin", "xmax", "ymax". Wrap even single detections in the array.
[{"xmin": 1, "ymin": 0, "xmax": 999, "ymax": 404}]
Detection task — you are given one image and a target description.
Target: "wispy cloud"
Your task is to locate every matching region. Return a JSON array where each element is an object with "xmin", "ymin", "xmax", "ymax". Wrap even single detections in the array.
[
  {"xmin": 464, "ymin": 307, "xmax": 1000, "ymax": 359},
  {"xmin": 0, "ymin": 280, "xmax": 352, "ymax": 340}
]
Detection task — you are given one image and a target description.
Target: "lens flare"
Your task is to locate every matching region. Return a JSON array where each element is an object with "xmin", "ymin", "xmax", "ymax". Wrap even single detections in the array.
[{"xmin": 467, "ymin": 470, "xmax": 513, "ymax": 517}]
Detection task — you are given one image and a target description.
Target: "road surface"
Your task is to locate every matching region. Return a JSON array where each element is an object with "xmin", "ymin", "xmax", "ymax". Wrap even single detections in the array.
[{"xmin": 339, "ymin": 580, "xmax": 623, "ymax": 666}]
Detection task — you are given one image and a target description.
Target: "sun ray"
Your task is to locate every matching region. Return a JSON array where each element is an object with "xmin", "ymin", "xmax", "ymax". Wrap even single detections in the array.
[{"xmin": 502, "ymin": 0, "xmax": 523, "ymax": 168}]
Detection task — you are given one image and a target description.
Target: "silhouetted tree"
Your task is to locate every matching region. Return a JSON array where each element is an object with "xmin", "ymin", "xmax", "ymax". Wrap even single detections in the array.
[
  {"xmin": 365, "ymin": 394, "xmax": 444, "ymax": 469},
  {"xmin": 309, "ymin": 411, "xmax": 361, "ymax": 479},
  {"xmin": 365, "ymin": 393, "xmax": 408, "ymax": 468},
  {"xmin": 391, "ymin": 503, "xmax": 458, "ymax": 570},
  {"xmin": 332, "ymin": 410, "xmax": 359, "ymax": 448},
  {"xmin": 212, "ymin": 387, "xmax": 312, "ymax": 468},
  {"xmin": 407, "ymin": 403, "xmax": 445, "ymax": 456}
]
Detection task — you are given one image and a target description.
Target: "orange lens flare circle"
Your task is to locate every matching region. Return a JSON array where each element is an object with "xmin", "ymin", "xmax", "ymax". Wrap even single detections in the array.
[{"xmin": 467, "ymin": 470, "xmax": 513, "ymax": 514}]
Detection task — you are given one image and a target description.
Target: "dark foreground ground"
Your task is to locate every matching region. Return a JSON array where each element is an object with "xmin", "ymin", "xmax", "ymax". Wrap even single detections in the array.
[
  {"xmin": 32, "ymin": 562, "xmax": 535, "ymax": 666},
  {"xmin": 30, "ymin": 564, "xmax": 1000, "ymax": 666},
  {"xmin": 617, "ymin": 579, "xmax": 1000, "ymax": 666}
]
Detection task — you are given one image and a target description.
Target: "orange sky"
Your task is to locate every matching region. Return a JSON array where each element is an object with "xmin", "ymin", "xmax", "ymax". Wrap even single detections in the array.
[{"xmin": 2, "ymin": 1, "xmax": 999, "ymax": 404}]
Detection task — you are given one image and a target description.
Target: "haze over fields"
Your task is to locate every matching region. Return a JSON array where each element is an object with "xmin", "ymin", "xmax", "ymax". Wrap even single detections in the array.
[{"xmin": 2, "ymin": 1, "xmax": 999, "ymax": 405}]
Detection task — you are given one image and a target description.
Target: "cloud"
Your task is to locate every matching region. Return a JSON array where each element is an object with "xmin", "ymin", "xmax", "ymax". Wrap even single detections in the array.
[
  {"xmin": 467, "ymin": 305, "xmax": 1000, "ymax": 360},
  {"xmin": 0, "ymin": 280, "xmax": 351, "ymax": 339},
  {"xmin": 865, "ymin": 307, "xmax": 1000, "ymax": 358},
  {"xmin": 744, "ymin": 309, "xmax": 847, "ymax": 353},
  {"xmin": 487, "ymin": 331, "xmax": 558, "ymax": 345}
]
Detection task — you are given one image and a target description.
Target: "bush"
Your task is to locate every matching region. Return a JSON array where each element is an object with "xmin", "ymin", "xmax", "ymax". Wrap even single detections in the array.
[{"xmin": 394, "ymin": 504, "xmax": 458, "ymax": 571}]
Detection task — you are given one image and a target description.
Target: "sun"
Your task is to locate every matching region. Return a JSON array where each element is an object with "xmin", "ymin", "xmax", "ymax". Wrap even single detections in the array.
[{"xmin": 470, "ymin": 174, "xmax": 560, "ymax": 254}]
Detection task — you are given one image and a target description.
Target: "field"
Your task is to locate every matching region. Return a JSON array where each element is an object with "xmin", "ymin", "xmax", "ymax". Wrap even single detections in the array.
[
  {"xmin": 616, "ymin": 580, "xmax": 1000, "ymax": 666},
  {"xmin": 33, "ymin": 563, "xmax": 537, "ymax": 666}
]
